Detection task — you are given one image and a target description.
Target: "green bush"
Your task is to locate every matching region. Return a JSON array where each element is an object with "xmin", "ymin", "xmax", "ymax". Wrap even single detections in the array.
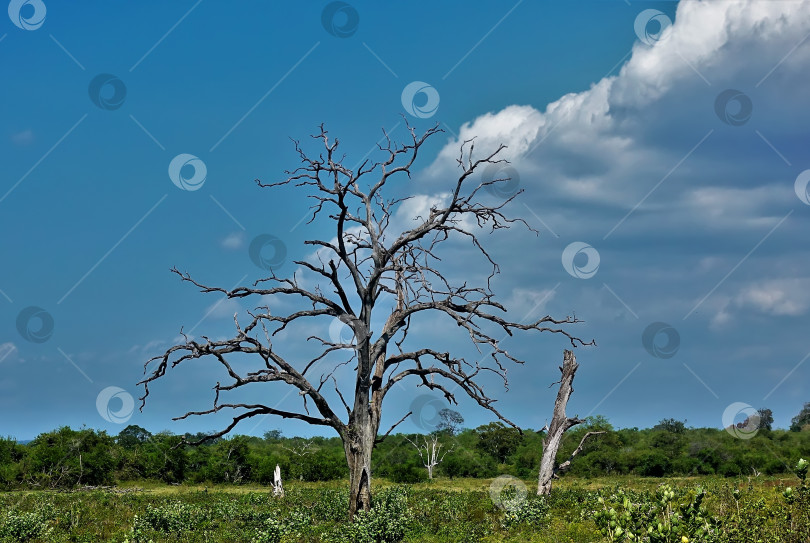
[
  {"xmin": 389, "ymin": 462, "xmax": 426, "ymax": 484},
  {"xmin": 310, "ymin": 488, "xmax": 351, "ymax": 522},
  {"xmin": 252, "ymin": 517, "xmax": 284, "ymax": 543},
  {"xmin": 329, "ymin": 487, "xmax": 413, "ymax": 543},
  {"xmin": 0, "ymin": 510, "xmax": 53, "ymax": 542},
  {"xmin": 134, "ymin": 501, "xmax": 204, "ymax": 535},
  {"xmin": 499, "ymin": 494, "xmax": 550, "ymax": 529}
]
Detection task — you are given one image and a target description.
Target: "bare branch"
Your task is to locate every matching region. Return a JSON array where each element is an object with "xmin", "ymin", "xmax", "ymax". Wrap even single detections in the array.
[
  {"xmin": 555, "ymin": 431, "xmax": 606, "ymax": 473},
  {"xmin": 375, "ymin": 411, "xmax": 412, "ymax": 444}
]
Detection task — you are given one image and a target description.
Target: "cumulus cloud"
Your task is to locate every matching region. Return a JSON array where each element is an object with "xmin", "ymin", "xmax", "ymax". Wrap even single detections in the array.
[
  {"xmin": 424, "ymin": 0, "xmax": 810, "ymax": 232},
  {"xmin": 414, "ymin": 0, "xmax": 810, "ymax": 337},
  {"xmin": 388, "ymin": 192, "xmax": 479, "ymax": 235}
]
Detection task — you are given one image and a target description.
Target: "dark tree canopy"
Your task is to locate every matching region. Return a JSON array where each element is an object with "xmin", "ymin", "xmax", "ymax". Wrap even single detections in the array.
[
  {"xmin": 436, "ymin": 408, "xmax": 465, "ymax": 436},
  {"xmin": 475, "ymin": 422, "xmax": 522, "ymax": 464},
  {"xmin": 790, "ymin": 402, "xmax": 810, "ymax": 432},
  {"xmin": 116, "ymin": 425, "xmax": 153, "ymax": 449},
  {"xmin": 654, "ymin": 419, "xmax": 687, "ymax": 434},
  {"xmin": 757, "ymin": 408, "xmax": 774, "ymax": 431}
]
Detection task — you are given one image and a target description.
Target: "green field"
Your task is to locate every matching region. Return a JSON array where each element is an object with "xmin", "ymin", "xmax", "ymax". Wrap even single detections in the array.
[{"xmin": 1, "ymin": 473, "xmax": 808, "ymax": 542}]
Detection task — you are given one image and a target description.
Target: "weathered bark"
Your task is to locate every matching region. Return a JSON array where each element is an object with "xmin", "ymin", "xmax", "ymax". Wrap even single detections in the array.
[
  {"xmin": 345, "ymin": 434, "xmax": 373, "ymax": 518},
  {"xmin": 537, "ymin": 350, "xmax": 603, "ymax": 495},
  {"xmin": 344, "ymin": 406, "xmax": 378, "ymax": 519}
]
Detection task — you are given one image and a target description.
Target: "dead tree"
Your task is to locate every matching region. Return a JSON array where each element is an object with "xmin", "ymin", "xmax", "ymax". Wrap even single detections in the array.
[
  {"xmin": 281, "ymin": 438, "xmax": 315, "ymax": 457},
  {"xmin": 138, "ymin": 122, "xmax": 591, "ymax": 519},
  {"xmin": 405, "ymin": 434, "xmax": 453, "ymax": 479},
  {"xmin": 537, "ymin": 350, "xmax": 604, "ymax": 495}
]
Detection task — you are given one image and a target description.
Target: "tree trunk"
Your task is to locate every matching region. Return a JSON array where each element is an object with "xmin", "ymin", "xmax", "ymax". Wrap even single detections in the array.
[
  {"xmin": 537, "ymin": 350, "xmax": 584, "ymax": 495},
  {"xmin": 345, "ymin": 424, "xmax": 374, "ymax": 519}
]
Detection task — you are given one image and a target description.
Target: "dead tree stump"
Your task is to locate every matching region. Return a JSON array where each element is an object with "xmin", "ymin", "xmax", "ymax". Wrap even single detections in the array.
[{"xmin": 537, "ymin": 350, "xmax": 604, "ymax": 495}]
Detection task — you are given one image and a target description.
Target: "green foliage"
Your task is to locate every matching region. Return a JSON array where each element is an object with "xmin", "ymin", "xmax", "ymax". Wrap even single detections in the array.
[
  {"xmin": 758, "ymin": 408, "xmax": 775, "ymax": 431},
  {"xmin": 117, "ymin": 425, "xmax": 153, "ymax": 449},
  {"xmin": 389, "ymin": 461, "xmax": 427, "ymax": 484},
  {"xmin": 22, "ymin": 427, "xmax": 117, "ymax": 488},
  {"xmin": 586, "ymin": 415, "xmax": 616, "ymax": 432},
  {"xmin": 498, "ymin": 493, "xmax": 550, "ymax": 529},
  {"xmin": 442, "ymin": 446, "xmax": 497, "ymax": 478},
  {"xmin": 251, "ymin": 517, "xmax": 284, "ymax": 543},
  {"xmin": 0, "ymin": 470, "xmax": 808, "ymax": 542},
  {"xmin": 2, "ymin": 417, "xmax": 809, "ymax": 491},
  {"xmin": 653, "ymin": 419, "xmax": 687, "ymax": 434},
  {"xmin": 790, "ymin": 402, "xmax": 810, "ymax": 432},
  {"xmin": 588, "ymin": 484, "xmax": 721, "ymax": 542},
  {"xmin": 436, "ymin": 409, "xmax": 464, "ymax": 436},
  {"xmin": 309, "ymin": 488, "xmax": 350, "ymax": 521},
  {"xmin": 328, "ymin": 487, "xmax": 413, "ymax": 543},
  {"xmin": 134, "ymin": 501, "xmax": 204, "ymax": 535},
  {"xmin": 0, "ymin": 507, "xmax": 54, "ymax": 542},
  {"xmin": 294, "ymin": 449, "xmax": 346, "ymax": 481},
  {"xmin": 475, "ymin": 422, "xmax": 523, "ymax": 464},
  {"xmin": 636, "ymin": 451, "xmax": 671, "ymax": 477},
  {"xmin": 194, "ymin": 437, "xmax": 252, "ymax": 484},
  {"xmin": 0, "ymin": 437, "xmax": 25, "ymax": 489}
]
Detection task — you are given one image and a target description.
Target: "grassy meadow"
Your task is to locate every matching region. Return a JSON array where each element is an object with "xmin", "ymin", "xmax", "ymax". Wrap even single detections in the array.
[{"xmin": 1, "ymin": 473, "xmax": 809, "ymax": 542}]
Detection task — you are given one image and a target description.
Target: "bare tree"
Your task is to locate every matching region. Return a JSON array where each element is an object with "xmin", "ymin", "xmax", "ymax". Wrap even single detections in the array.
[
  {"xmin": 281, "ymin": 438, "xmax": 315, "ymax": 480},
  {"xmin": 405, "ymin": 434, "xmax": 454, "ymax": 479},
  {"xmin": 139, "ymin": 122, "xmax": 591, "ymax": 518},
  {"xmin": 281, "ymin": 438, "xmax": 316, "ymax": 457},
  {"xmin": 537, "ymin": 350, "xmax": 604, "ymax": 495}
]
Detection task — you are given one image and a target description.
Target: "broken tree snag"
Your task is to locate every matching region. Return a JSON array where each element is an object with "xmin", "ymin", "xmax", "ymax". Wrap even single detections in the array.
[
  {"xmin": 272, "ymin": 464, "xmax": 284, "ymax": 497},
  {"xmin": 537, "ymin": 350, "xmax": 603, "ymax": 495}
]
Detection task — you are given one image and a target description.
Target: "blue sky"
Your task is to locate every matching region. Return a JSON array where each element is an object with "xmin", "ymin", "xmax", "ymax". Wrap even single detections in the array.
[{"xmin": 2, "ymin": 0, "xmax": 809, "ymax": 441}]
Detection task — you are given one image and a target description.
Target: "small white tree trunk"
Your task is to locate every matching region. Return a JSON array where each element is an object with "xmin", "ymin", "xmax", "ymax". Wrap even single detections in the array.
[
  {"xmin": 407, "ymin": 434, "xmax": 453, "ymax": 480},
  {"xmin": 272, "ymin": 464, "xmax": 284, "ymax": 497}
]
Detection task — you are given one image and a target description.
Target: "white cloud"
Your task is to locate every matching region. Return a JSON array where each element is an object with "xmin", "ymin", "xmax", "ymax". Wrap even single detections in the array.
[
  {"xmin": 710, "ymin": 306, "xmax": 732, "ymax": 329},
  {"xmin": 683, "ymin": 184, "xmax": 794, "ymax": 229},
  {"xmin": 128, "ymin": 339, "xmax": 168, "ymax": 355},
  {"xmin": 388, "ymin": 191, "xmax": 478, "ymax": 235},
  {"xmin": 429, "ymin": 105, "xmax": 545, "ymax": 178},
  {"xmin": 503, "ymin": 287, "xmax": 557, "ymax": 320},
  {"xmin": 733, "ymin": 278, "xmax": 810, "ymax": 316},
  {"xmin": 406, "ymin": 0, "xmax": 810, "ymax": 363},
  {"xmin": 220, "ymin": 232, "xmax": 245, "ymax": 250},
  {"xmin": 425, "ymin": 0, "xmax": 810, "ymax": 229},
  {"xmin": 708, "ymin": 277, "xmax": 810, "ymax": 327}
]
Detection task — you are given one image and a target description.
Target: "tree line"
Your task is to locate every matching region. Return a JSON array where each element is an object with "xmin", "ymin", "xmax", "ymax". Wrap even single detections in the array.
[{"xmin": 1, "ymin": 403, "xmax": 808, "ymax": 490}]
